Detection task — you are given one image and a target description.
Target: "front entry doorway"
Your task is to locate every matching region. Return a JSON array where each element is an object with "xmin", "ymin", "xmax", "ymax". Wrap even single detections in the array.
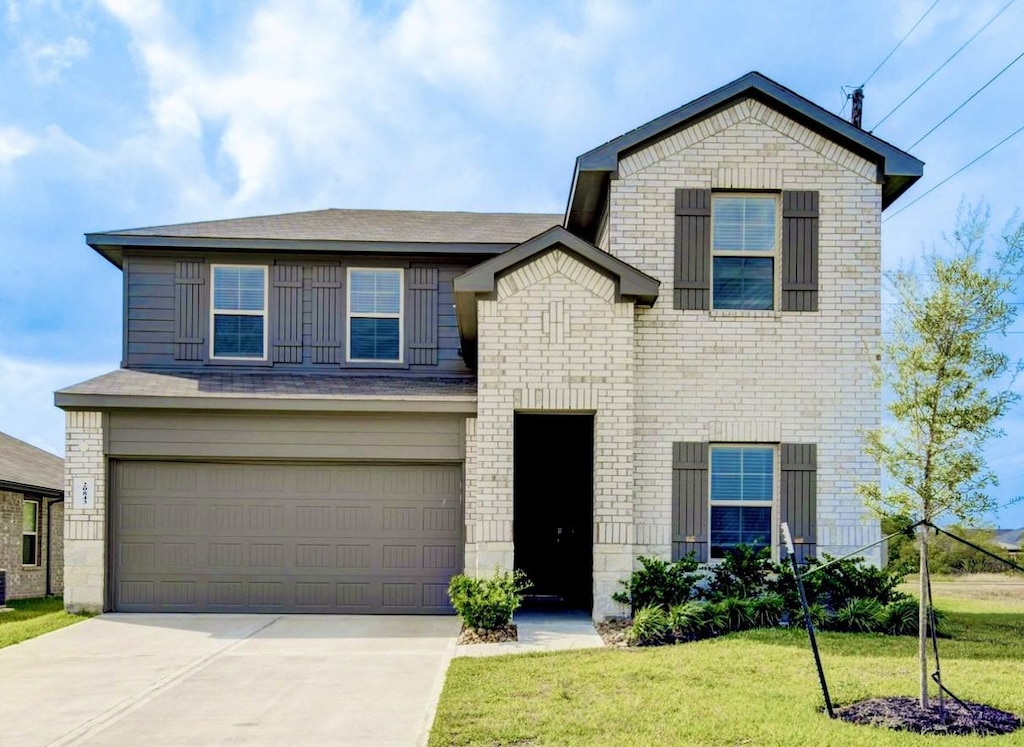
[{"xmin": 513, "ymin": 413, "xmax": 593, "ymax": 611}]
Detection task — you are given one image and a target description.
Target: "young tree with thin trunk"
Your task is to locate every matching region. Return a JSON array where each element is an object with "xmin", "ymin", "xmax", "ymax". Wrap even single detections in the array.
[{"xmin": 859, "ymin": 203, "xmax": 1024, "ymax": 709}]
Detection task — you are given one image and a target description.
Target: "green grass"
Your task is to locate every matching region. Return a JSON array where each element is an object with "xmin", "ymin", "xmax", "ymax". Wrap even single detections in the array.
[
  {"xmin": 0, "ymin": 597, "xmax": 94, "ymax": 649},
  {"xmin": 431, "ymin": 585, "xmax": 1024, "ymax": 746}
]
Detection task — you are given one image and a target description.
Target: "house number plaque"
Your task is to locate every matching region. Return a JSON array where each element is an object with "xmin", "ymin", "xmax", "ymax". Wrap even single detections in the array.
[{"xmin": 73, "ymin": 478, "xmax": 95, "ymax": 509}]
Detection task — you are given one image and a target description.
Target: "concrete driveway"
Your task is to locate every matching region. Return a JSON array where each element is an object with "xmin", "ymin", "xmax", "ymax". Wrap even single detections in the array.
[{"xmin": 0, "ymin": 614, "xmax": 460, "ymax": 747}]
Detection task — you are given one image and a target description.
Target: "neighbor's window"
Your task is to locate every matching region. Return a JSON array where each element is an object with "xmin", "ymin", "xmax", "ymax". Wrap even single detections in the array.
[
  {"xmin": 211, "ymin": 265, "xmax": 267, "ymax": 359},
  {"xmin": 711, "ymin": 195, "xmax": 777, "ymax": 310},
  {"xmin": 709, "ymin": 446, "xmax": 774, "ymax": 559},
  {"xmin": 22, "ymin": 499, "xmax": 39, "ymax": 566},
  {"xmin": 347, "ymin": 268, "xmax": 403, "ymax": 362}
]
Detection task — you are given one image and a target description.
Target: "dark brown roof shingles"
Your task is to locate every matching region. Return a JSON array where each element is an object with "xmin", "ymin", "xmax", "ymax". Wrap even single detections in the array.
[{"xmin": 0, "ymin": 432, "xmax": 64, "ymax": 493}]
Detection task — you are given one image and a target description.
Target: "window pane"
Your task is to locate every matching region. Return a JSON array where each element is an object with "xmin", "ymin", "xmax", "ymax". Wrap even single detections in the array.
[
  {"xmin": 711, "ymin": 447, "xmax": 773, "ymax": 502},
  {"xmin": 23, "ymin": 502, "xmax": 37, "ymax": 532},
  {"xmin": 350, "ymin": 270, "xmax": 401, "ymax": 314},
  {"xmin": 713, "ymin": 257, "xmax": 773, "ymax": 310},
  {"xmin": 350, "ymin": 317, "xmax": 400, "ymax": 360},
  {"xmin": 213, "ymin": 267, "xmax": 265, "ymax": 311},
  {"xmin": 713, "ymin": 197, "xmax": 775, "ymax": 251},
  {"xmin": 711, "ymin": 506, "xmax": 772, "ymax": 558},
  {"xmin": 22, "ymin": 533, "xmax": 37, "ymax": 565},
  {"xmin": 213, "ymin": 315, "xmax": 264, "ymax": 358}
]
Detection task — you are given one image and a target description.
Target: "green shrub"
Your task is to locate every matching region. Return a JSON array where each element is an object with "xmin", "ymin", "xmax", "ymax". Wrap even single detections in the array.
[
  {"xmin": 702, "ymin": 601, "xmax": 730, "ymax": 635},
  {"xmin": 805, "ymin": 602, "xmax": 832, "ymax": 630},
  {"xmin": 832, "ymin": 598, "xmax": 885, "ymax": 633},
  {"xmin": 801, "ymin": 555, "xmax": 907, "ymax": 609},
  {"xmin": 719, "ymin": 597, "xmax": 755, "ymax": 632},
  {"xmin": 702, "ymin": 545, "xmax": 773, "ymax": 601},
  {"xmin": 612, "ymin": 554, "xmax": 701, "ymax": 613},
  {"xmin": 447, "ymin": 567, "xmax": 530, "ymax": 630},
  {"xmin": 882, "ymin": 597, "xmax": 919, "ymax": 636},
  {"xmin": 751, "ymin": 592, "xmax": 785, "ymax": 628},
  {"xmin": 628, "ymin": 604, "xmax": 671, "ymax": 645},
  {"xmin": 667, "ymin": 601, "xmax": 707, "ymax": 637}
]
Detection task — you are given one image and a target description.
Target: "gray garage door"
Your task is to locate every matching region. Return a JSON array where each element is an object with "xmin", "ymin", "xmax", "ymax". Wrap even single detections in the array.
[{"xmin": 112, "ymin": 461, "xmax": 462, "ymax": 614}]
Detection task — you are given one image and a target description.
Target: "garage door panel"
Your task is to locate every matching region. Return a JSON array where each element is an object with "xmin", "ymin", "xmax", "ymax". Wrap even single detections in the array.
[{"xmin": 113, "ymin": 461, "xmax": 462, "ymax": 614}]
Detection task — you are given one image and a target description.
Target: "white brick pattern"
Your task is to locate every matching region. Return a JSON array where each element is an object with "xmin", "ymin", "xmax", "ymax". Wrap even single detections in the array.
[{"xmin": 64, "ymin": 411, "xmax": 106, "ymax": 612}]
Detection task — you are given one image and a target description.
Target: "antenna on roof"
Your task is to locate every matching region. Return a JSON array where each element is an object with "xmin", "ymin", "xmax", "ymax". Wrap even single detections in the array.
[{"xmin": 851, "ymin": 87, "xmax": 864, "ymax": 129}]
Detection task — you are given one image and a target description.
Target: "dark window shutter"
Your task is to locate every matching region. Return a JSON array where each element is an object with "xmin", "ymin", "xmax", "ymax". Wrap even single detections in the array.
[
  {"xmin": 672, "ymin": 442, "xmax": 709, "ymax": 562},
  {"xmin": 311, "ymin": 265, "xmax": 342, "ymax": 364},
  {"xmin": 174, "ymin": 260, "xmax": 206, "ymax": 361},
  {"xmin": 781, "ymin": 191, "xmax": 819, "ymax": 312},
  {"xmin": 272, "ymin": 264, "xmax": 303, "ymax": 363},
  {"xmin": 674, "ymin": 188, "xmax": 711, "ymax": 310},
  {"xmin": 408, "ymin": 267, "xmax": 438, "ymax": 365},
  {"xmin": 780, "ymin": 443, "xmax": 817, "ymax": 564}
]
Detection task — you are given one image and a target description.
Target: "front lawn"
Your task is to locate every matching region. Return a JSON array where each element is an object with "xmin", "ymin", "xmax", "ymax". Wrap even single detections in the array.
[
  {"xmin": 431, "ymin": 582, "xmax": 1024, "ymax": 746},
  {"xmin": 0, "ymin": 597, "xmax": 94, "ymax": 649}
]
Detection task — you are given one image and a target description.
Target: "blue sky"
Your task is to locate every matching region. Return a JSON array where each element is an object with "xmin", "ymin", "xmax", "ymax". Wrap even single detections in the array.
[{"xmin": 1, "ymin": 0, "xmax": 1022, "ymax": 527}]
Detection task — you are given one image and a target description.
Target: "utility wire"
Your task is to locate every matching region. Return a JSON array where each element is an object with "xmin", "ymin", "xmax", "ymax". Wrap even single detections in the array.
[
  {"xmin": 862, "ymin": 0, "xmax": 943, "ymax": 87},
  {"xmin": 883, "ymin": 121, "xmax": 1024, "ymax": 222},
  {"xmin": 910, "ymin": 48, "xmax": 1024, "ymax": 148},
  {"xmin": 872, "ymin": 0, "xmax": 1017, "ymax": 131}
]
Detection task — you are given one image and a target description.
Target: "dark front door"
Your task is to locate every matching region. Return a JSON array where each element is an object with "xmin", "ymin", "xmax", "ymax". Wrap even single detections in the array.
[{"xmin": 514, "ymin": 413, "xmax": 593, "ymax": 610}]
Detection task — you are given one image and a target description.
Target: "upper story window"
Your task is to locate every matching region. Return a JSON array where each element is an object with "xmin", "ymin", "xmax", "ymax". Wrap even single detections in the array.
[
  {"xmin": 211, "ymin": 265, "xmax": 268, "ymax": 360},
  {"xmin": 709, "ymin": 445, "xmax": 774, "ymax": 559},
  {"xmin": 711, "ymin": 195, "xmax": 777, "ymax": 310},
  {"xmin": 347, "ymin": 268, "xmax": 403, "ymax": 363},
  {"xmin": 22, "ymin": 499, "xmax": 39, "ymax": 566}
]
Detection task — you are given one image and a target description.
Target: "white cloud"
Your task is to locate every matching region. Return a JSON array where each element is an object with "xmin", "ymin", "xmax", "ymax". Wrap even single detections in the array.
[
  {"xmin": 0, "ymin": 125, "xmax": 37, "ymax": 165},
  {"xmin": 0, "ymin": 355, "xmax": 112, "ymax": 457},
  {"xmin": 23, "ymin": 35, "xmax": 89, "ymax": 83}
]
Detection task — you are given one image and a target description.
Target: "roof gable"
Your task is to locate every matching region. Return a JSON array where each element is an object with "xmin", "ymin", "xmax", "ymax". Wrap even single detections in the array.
[
  {"xmin": 566, "ymin": 71, "xmax": 924, "ymax": 240},
  {"xmin": 453, "ymin": 225, "xmax": 659, "ymax": 364}
]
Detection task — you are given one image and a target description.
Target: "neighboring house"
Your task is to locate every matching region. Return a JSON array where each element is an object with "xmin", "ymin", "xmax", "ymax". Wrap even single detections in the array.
[
  {"xmin": 994, "ymin": 529, "xmax": 1022, "ymax": 560},
  {"xmin": 0, "ymin": 431, "xmax": 64, "ymax": 601},
  {"xmin": 55, "ymin": 72, "xmax": 923, "ymax": 619}
]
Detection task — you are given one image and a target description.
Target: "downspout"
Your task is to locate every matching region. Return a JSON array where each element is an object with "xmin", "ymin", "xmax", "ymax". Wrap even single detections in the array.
[{"xmin": 46, "ymin": 497, "xmax": 64, "ymax": 597}]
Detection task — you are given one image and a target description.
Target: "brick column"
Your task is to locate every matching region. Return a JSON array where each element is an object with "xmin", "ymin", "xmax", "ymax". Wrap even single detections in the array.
[{"xmin": 64, "ymin": 411, "xmax": 106, "ymax": 613}]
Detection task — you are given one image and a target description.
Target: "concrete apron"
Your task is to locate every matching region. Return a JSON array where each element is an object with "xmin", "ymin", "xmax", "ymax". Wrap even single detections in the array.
[
  {"xmin": 454, "ymin": 611, "xmax": 605, "ymax": 658},
  {"xmin": 0, "ymin": 614, "xmax": 460, "ymax": 747}
]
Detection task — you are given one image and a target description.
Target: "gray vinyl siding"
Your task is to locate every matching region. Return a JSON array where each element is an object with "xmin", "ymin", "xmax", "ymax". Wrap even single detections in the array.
[
  {"xmin": 107, "ymin": 411, "xmax": 466, "ymax": 462},
  {"xmin": 123, "ymin": 250, "xmax": 474, "ymax": 374}
]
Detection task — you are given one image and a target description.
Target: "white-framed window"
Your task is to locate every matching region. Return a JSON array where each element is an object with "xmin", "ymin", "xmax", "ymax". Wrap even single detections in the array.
[
  {"xmin": 347, "ymin": 268, "xmax": 403, "ymax": 363},
  {"xmin": 22, "ymin": 499, "xmax": 39, "ymax": 566},
  {"xmin": 709, "ymin": 445, "xmax": 775, "ymax": 559},
  {"xmin": 711, "ymin": 194, "xmax": 777, "ymax": 310},
  {"xmin": 210, "ymin": 265, "xmax": 268, "ymax": 360}
]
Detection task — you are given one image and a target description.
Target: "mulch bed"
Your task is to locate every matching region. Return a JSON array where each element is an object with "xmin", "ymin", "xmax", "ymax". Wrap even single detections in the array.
[
  {"xmin": 595, "ymin": 619, "xmax": 632, "ymax": 647},
  {"xmin": 837, "ymin": 696, "xmax": 1021, "ymax": 736},
  {"xmin": 457, "ymin": 623, "xmax": 517, "ymax": 645}
]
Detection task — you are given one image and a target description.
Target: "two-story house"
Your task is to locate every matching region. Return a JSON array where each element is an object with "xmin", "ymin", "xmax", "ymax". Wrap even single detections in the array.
[{"xmin": 56, "ymin": 72, "xmax": 923, "ymax": 619}]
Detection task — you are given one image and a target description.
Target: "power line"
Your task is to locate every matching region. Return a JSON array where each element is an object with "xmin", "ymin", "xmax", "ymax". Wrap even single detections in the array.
[
  {"xmin": 883, "ymin": 121, "xmax": 1024, "ymax": 222},
  {"xmin": 910, "ymin": 48, "xmax": 1024, "ymax": 148},
  {"xmin": 871, "ymin": 0, "xmax": 1017, "ymax": 131},
  {"xmin": 862, "ymin": 0, "xmax": 943, "ymax": 87}
]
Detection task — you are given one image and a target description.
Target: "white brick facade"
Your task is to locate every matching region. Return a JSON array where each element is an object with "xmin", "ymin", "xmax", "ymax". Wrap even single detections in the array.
[
  {"xmin": 466, "ymin": 249, "xmax": 636, "ymax": 619},
  {"xmin": 612, "ymin": 99, "xmax": 882, "ymax": 565},
  {"xmin": 64, "ymin": 411, "xmax": 106, "ymax": 613}
]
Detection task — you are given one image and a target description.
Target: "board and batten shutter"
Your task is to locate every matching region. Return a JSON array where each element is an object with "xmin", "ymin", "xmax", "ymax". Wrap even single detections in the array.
[
  {"xmin": 780, "ymin": 443, "xmax": 817, "ymax": 563},
  {"xmin": 174, "ymin": 260, "xmax": 206, "ymax": 361},
  {"xmin": 272, "ymin": 263, "xmax": 303, "ymax": 363},
  {"xmin": 311, "ymin": 265, "xmax": 342, "ymax": 364},
  {"xmin": 781, "ymin": 191, "xmax": 819, "ymax": 312},
  {"xmin": 672, "ymin": 442, "xmax": 709, "ymax": 562},
  {"xmin": 408, "ymin": 267, "xmax": 439, "ymax": 365},
  {"xmin": 674, "ymin": 188, "xmax": 712, "ymax": 310}
]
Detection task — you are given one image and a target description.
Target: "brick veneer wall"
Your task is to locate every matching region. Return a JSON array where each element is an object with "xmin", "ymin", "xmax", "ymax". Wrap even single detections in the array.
[
  {"xmin": 64, "ymin": 411, "xmax": 106, "ymax": 612},
  {"xmin": 0, "ymin": 490, "xmax": 58, "ymax": 600},
  {"xmin": 609, "ymin": 98, "xmax": 882, "ymax": 563},
  {"xmin": 468, "ymin": 248, "xmax": 637, "ymax": 619}
]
